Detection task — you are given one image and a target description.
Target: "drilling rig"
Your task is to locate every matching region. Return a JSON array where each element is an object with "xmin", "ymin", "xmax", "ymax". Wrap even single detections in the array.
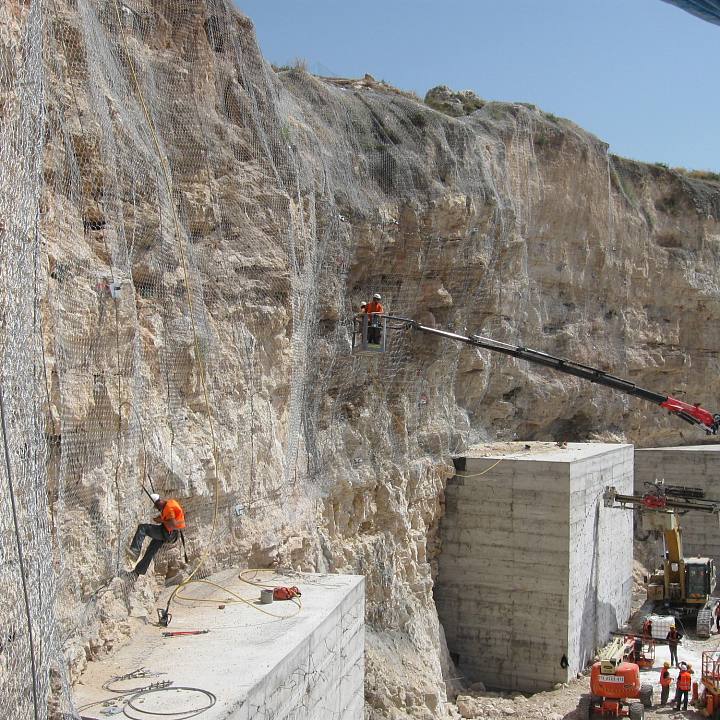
[{"xmin": 603, "ymin": 481, "xmax": 720, "ymax": 636}]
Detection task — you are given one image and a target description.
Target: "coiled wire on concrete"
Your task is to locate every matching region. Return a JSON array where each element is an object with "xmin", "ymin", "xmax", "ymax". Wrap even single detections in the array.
[{"xmin": 123, "ymin": 686, "xmax": 217, "ymax": 719}]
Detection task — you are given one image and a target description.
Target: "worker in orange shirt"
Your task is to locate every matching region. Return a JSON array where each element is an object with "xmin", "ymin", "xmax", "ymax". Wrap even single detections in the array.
[
  {"xmin": 364, "ymin": 293, "xmax": 384, "ymax": 344},
  {"xmin": 674, "ymin": 663, "xmax": 692, "ymax": 711},
  {"xmin": 659, "ymin": 661, "xmax": 673, "ymax": 706},
  {"xmin": 128, "ymin": 493, "xmax": 186, "ymax": 576}
]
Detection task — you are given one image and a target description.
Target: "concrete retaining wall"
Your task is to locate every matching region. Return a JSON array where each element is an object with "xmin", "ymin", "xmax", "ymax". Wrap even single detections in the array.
[
  {"xmin": 242, "ymin": 577, "xmax": 365, "ymax": 719},
  {"xmin": 73, "ymin": 571, "xmax": 365, "ymax": 720},
  {"xmin": 435, "ymin": 442, "xmax": 633, "ymax": 692},
  {"xmin": 567, "ymin": 447, "xmax": 634, "ymax": 676}
]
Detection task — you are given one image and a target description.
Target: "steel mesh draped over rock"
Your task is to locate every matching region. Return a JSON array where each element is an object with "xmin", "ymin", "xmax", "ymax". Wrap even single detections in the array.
[{"xmin": 3, "ymin": 1, "xmax": 720, "ymax": 719}]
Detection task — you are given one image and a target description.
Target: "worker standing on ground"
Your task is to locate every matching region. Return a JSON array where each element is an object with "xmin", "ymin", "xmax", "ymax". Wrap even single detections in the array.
[
  {"xmin": 642, "ymin": 618, "xmax": 653, "ymax": 639},
  {"xmin": 659, "ymin": 661, "xmax": 673, "ymax": 706},
  {"xmin": 364, "ymin": 293, "xmax": 384, "ymax": 345},
  {"xmin": 674, "ymin": 663, "xmax": 692, "ymax": 711},
  {"xmin": 715, "ymin": 600, "xmax": 720, "ymax": 633},
  {"xmin": 666, "ymin": 624, "xmax": 682, "ymax": 666},
  {"xmin": 128, "ymin": 493, "xmax": 185, "ymax": 576}
]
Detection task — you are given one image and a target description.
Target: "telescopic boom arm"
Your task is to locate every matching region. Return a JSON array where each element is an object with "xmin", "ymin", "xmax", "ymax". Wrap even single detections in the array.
[{"xmin": 383, "ymin": 315, "xmax": 720, "ymax": 435}]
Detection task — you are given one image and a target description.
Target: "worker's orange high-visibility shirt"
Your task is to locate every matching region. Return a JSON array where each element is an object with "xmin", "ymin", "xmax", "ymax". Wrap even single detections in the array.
[
  {"xmin": 677, "ymin": 671, "xmax": 692, "ymax": 691},
  {"xmin": 365, "ymin": 301, "xmax": 384, "ymax": 315},
  {"xmin": 161, "ymin": 499, "xmax": 186, "ymax": 532},
  {"xmin": 660, "ymin": 671, "xmax": 672, "ymax": 687}
]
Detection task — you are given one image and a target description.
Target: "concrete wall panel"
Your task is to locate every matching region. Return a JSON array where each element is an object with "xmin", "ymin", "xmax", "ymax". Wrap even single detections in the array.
[{"xmin": 435, "ymin": 442, "xmax": 633, "ymax": 692}]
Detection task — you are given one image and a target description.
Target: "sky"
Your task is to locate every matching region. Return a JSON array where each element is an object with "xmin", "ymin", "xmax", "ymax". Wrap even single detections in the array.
[{"xmin": 235, "ymin": 0, "xmax": 719, "ymax": 172}]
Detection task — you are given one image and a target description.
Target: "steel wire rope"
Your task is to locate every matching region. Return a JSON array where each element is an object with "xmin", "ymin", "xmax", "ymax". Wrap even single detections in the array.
[
  {"xmin": 76, "ymin": 689, "xmax": 140, "ymax": 713},
  {"xmin": 118, "ymin": 400, "xmax": 154, "ymax": 494},
  {"xmin": 188, "ymin": 85, "xmax": 259, "ymax": 512},
  {"xmin": 124, "ymin": 686, "xmax": 216, "ymax": 719},
  {"xmin": 0, "ymin": 381, "xmax": 40, "ymax": 720},
  {"xmin": 110, "ymin": 0, "xmax": 235, "ymax": 619},
  {"xmin": 159, "ymin": 63, "xmax": 299, "ymax": 611},
  {"xmin": 102, "ymin": 667, "xmax": 166, "ymax": 693},
  {"xmin": 111, "ymin": 3, "xmax": 346, "ymax": 624}
]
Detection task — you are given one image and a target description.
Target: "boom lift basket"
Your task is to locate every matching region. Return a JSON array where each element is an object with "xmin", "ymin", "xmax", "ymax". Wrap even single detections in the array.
[{"xmin": 352, "ymin": 313, "xmax": 387, "ymax": 354}]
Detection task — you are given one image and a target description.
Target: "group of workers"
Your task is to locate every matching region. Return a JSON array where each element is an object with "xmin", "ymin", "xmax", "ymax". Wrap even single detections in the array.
[
  {"xmin": 637, "ymin": 620, "xmax": 691, "ymax": 711},
  {"xmin": 659, "ymin": 658, "xmax": 693, "ymax": 711}
]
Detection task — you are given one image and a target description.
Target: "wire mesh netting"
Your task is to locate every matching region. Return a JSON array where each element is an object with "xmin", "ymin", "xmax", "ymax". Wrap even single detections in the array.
[{"xmin": 0, "ymin": 0, "xmax": 630, "ymax": 717}]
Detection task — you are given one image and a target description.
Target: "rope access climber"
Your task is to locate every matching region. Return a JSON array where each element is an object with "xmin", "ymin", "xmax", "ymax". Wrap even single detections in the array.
[{"xmin": 127, "ymin": 494, "xmax": 186, "ymax": 577}]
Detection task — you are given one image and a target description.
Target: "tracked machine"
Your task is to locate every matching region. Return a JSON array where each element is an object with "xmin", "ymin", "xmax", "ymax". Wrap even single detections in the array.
[{"xmin": 604, "ymin": 481, "xmax": 720, "ymax": 635}]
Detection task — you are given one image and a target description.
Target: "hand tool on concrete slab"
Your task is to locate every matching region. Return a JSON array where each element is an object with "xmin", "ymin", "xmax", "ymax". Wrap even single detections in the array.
[{"xmin": 161, "ymin": 629, "xmax": 210, "ymax": 637}]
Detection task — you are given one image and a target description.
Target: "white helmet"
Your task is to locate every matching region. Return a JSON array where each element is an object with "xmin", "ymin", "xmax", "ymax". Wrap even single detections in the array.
[
  {"xmin": 373, "ymin": 293, "xmax": 382, "ymax": 300},
  {"xmin": 150, "ymin": 493, "xmax": 161, "ymax": 503}
]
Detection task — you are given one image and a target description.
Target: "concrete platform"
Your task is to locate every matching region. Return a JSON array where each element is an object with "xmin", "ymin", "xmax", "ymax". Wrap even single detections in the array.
[
  {"xmin": 435, "ymin": 441, "xmax": 633, "ymax": 692},
  {"xmin": 74, "ymin": 570, "xmax": 364, "ymax": 720}
]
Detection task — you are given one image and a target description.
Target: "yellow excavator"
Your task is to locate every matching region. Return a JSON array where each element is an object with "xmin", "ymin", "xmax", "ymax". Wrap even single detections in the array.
[{"xmin": 603, "ymin": 481, "xmax": 720, "ymax": 636}]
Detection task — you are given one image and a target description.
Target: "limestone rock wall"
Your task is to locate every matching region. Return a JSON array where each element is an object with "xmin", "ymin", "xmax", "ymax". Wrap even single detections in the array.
[{"xmin": 3, "ymin": 1, "xmax": 720, "ymax": 719}]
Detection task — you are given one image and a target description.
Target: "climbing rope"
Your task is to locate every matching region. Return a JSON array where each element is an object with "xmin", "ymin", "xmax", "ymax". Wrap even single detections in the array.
[
  {"xmin": 452, "ymin": 447, "xmax": 538, "ymax": 479},
  {"xmin": 453, "ymin": 457, "xmax": 504, "ymax": 478},
  {"xmin": 110, "ymin": 0, "xmax": 221, "ymax": 615},
  {"xmin": 169, "ymin": 569, "xmax": 303, "ymax": 620}
]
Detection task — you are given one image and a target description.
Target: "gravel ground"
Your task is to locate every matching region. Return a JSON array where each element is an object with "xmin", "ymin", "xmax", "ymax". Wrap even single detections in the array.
[{"xmin": 453, "ymin": 630, "xmax": 720, "ymax": 720}]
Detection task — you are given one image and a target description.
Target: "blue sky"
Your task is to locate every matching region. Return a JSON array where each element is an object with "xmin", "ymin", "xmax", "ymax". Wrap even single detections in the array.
[{"xmin": 235, "ymin": 1, "xmax": 719, "ymax": 172}]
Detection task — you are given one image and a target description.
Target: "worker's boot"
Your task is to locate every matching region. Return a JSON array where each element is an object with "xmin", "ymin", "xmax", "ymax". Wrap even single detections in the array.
[{"xmin": 127, "ymin": 546, "xmax": 141, "ymax": 561}]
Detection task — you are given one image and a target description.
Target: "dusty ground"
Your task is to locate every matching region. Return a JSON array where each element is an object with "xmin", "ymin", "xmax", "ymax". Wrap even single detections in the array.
[
  {"xmin": 451, "ymin": 565, "xmax": 719, "ymax": 719},
  {"xmin": 453, "ymin": 630, "xmax": 720, "ymax": 720}
]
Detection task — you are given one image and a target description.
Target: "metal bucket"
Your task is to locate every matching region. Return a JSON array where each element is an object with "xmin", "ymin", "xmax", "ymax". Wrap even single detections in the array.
[{"xmin": 260, "ymin": 588, "xmax": 274, "ymax": 604}]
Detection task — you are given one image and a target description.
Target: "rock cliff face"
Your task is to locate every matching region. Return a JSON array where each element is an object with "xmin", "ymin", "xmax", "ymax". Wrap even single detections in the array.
[{"xmin": 3, "ymin": 1, "xmax": 720, "ymax": 719}]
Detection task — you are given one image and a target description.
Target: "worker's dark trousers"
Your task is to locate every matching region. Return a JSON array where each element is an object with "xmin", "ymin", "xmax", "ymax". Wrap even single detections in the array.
[
  {"xmin": 669, "ymin": 644, "xmax": 678, "ymax": 665},
  {"xmin": 368, "ymin": 325, "xmax": 381, "ymax": 344},
  {"xmin": 675, "ymin": 689, "xmax": 689, "ymax": 710},
  {"xmin": 660, "ymin": 684, "xmax": 670, "ymax": 706},
  {"xmin": 130, "ymin": 524, "xmax": 175, "ymax": 575},
  {"xmin": 716, "ymin": 616, "xmax": 720, "ymax": 632}
]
